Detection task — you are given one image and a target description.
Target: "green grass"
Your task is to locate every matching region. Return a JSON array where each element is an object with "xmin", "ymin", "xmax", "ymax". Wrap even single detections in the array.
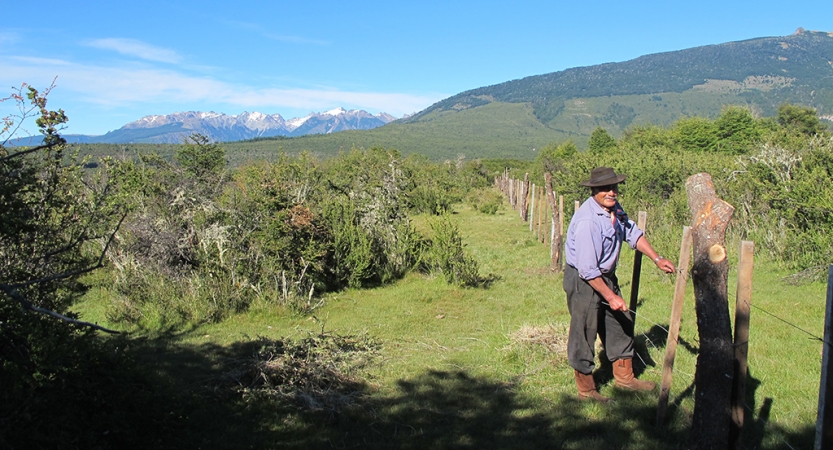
[{"xmin": 69, "ymin": 201, "xmax": 826, "ymax": 449}]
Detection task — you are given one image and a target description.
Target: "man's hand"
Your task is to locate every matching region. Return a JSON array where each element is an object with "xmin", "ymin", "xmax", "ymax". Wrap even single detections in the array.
[
  {"xmin": 606, "ymin": 294, "xmax": 628, "ymax": 312},
  {"xmin": 655, "ymin": 257, "xmax": 676, "ymax": 274},
  {"xmin": 587, "ymin": 277, "xmax": 629, "ymax": 312}
]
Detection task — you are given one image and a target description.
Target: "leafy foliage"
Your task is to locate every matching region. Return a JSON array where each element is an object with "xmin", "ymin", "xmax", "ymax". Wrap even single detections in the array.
[
  {"xmin": 777, "ymin": 103, "xmax": 829, "ymax": 137},
  {"xmin": 419, "ymin": 214, "xmax": 494, "ymax": 287},
  {"xmin": 587, "ymin": 127, "xmax": 618, "ymax": 155},
  {"xmin": 533, "ymin": 103, "xmax": 832, "ymax": 278},
  {"xmin": 99, "ymin": 143, "xmax": 498, "ymax": 328},
  {"xmin": 1, "ymin": 84, "xmax": 126, "ymax": 445}
]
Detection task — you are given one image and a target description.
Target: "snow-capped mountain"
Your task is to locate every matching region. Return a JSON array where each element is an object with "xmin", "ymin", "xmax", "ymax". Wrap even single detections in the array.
[{"xmin": 65, "ymin": 109, "xmax": 398, "ymax": 144}]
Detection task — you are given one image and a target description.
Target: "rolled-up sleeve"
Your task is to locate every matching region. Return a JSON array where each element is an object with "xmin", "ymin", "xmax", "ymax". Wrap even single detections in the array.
[
  {"xmin": 573, "ymin": 219, "xmax": 603, "ymax": 280},
  {"xmin": 624, "ymin": 219, "xmax": 644, "ymax": 249}
]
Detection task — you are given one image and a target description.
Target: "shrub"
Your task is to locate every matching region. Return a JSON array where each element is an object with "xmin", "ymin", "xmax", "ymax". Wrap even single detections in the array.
[
  {"xmin": 467, "ymin": 187, "xmax": 503, "ymax": 214},
  {"xmin": 419, "ymin": 214, "xmax": 490, "ymax": 287}
]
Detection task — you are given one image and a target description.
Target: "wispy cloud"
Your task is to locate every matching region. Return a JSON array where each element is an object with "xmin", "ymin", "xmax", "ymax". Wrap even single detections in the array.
[
  {"xmin": 224, "ymin": 20, "xmax": 331, "ymax": 45},
  {"xmin": 85, "ymin": 38, "xmax": 182, "ymax": 64},
  {"xmin": 0, "ymin": 56, "xmax": 442, "ymax": 118},
  {"xmin": 260, "ymin": 33, "xmax": 331, "ymax": 45},
  {"xmin": 0, "ymin": 31, "xmax": 20, "ymax": 45}
]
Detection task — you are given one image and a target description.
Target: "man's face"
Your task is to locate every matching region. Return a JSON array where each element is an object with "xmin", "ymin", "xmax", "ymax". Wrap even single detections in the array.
[{"xmin": 592, "ymin": 184, "xmax": 619, "ymax": 209}]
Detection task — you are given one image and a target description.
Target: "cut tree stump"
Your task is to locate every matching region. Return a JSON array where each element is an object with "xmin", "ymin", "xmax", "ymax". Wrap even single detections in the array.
[{"xmin": 686, "ymin": 172, "xmax": 736, "ymax": 450}]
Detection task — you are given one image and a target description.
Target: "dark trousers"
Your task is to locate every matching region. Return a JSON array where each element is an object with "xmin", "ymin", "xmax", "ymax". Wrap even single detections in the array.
[{"xmin": 563, "ymin": 265, "xmax": 634, "ymax": 374}]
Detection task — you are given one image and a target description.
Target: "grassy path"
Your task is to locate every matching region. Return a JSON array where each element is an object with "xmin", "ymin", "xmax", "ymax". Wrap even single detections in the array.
[{"xmin": 77, "ymin": 204, "xmax": 826, "ymax": 449}]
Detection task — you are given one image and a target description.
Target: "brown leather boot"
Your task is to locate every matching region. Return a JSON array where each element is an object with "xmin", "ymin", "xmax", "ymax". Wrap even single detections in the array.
[
  {"xmin": 574, "ymin": 370, "xmax": 611, "ymax": 403},
  {"xmin": 613, "ymin": 358, "xmax": 655, "ymax": 391}
]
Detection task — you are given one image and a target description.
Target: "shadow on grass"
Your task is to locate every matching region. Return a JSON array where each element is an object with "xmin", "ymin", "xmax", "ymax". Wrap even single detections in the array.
[{"xmin": 2, "ymin": 331, "xmax": 817, "ymax": 450}]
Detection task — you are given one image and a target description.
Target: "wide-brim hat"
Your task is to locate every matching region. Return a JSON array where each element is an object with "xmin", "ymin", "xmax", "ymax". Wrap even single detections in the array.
[{"xmin": 580, "ymin": 166, "xmax": 626, "ymax": 187}]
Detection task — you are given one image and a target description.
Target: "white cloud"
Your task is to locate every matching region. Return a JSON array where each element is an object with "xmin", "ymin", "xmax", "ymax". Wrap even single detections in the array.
[
  {"xmin": 260, "ymin": 33, "xmax": 331, "ymax": 46},
  {"xmin": 224, "ymin": 20, "xmax": 330, "ymax": 45},
  {"xmin": 85, "ymin": 38, "xmax": 182, "ymax": 64},
  {"xmin": 0, "ymin": 31, "xmax": 20, "ymax": 45},
  {"xmin": 0, "ymin": 56, "xmax": 443, "ymax": 118}
]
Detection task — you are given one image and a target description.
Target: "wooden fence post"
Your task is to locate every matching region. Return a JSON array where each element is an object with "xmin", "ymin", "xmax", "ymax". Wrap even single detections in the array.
[
  {"xmin": 520, "ymin": 174, "xmax": 530, "ymax": 221},
  {"xmin": 815, "ymin": 265, "xmax": 833, "ymax": 450},
  {"xmin": 538, "ymin": 186, "xmax": 545, "ymax": 243},
  {"xmin": 544, "ymin": 173, "xmax": 560, "ymax": 271},
  {"xmin": 686, "ymin": 173, "xmax": 735, "ymax": 450},
  {"xmin": 656, "ymin": 226, "xmax": 693, "ymax": 426},
  {"xmin": 730, "ymin": 240, "xmax": 754, "ymax": 449},
  {"xmin": 558, "ymin": 195, "xmax": 565, "ymax": 268},
  {"xmin": 529, "ymin": 183, "xmax": 535, "ymax": 230},
  {"xmin": 629, "ymin": 211, "xmax": 648, "ymax": 321}
]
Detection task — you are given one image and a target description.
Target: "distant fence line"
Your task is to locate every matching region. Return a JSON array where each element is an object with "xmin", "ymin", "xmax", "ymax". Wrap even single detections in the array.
[{"xmin": 495, "ymin": 170, "xmax": 564, "ymax": 270}]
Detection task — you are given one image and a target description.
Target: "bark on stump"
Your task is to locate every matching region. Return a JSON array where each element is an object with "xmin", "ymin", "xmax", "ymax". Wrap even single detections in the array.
[{"xmin": 686, "ymin": 172, "xmax": 735, "ymax": 450}]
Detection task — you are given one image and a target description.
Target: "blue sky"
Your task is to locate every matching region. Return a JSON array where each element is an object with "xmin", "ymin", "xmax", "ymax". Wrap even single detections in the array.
[{"xmin": 1, "ymin": 1, "xmax": 831, "ymax": 136}]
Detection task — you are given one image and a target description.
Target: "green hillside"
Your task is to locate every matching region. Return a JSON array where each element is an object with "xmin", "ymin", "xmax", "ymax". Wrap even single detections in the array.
[
  {"xmin": 73, "ymin": 30, "xmax": 833, "ymax": 163},
  {"xmin": 221, "ymin": 102, "xmax": 571, "ymax": 162},
  {"xmin": 415, "ymin": 29, "xmax": 833, "ymax": 125}
]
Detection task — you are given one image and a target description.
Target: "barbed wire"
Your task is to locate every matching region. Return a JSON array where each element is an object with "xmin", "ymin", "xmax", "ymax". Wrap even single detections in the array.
[{"xmin": 746, "ymin": 301, "xmax": 828, "ymax": 346}]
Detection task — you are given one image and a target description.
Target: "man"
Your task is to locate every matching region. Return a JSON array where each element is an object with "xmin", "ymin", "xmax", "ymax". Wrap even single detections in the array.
[{"xmin": 564, "ymin": 166, "xmax": 675, "ymax": 402}]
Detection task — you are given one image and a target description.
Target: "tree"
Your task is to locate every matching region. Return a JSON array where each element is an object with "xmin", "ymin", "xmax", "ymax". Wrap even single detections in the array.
[
  {"xmin": 714, "ymin": 106, "xmax": 761, "ymax": 154},
  {"xmin": 535, "ymin": 140, "xmax": 577, "ymax": 174},
  {"xmin": 675, "ymin": 116, "xmax": 718, "ymax": 152},
  {"xmin": 777, "ymin": 103, "xmax": 828, "ymax": 137},
  {"xmin": 175, "ymin": 132, "xmax": 227, "ymax": 180},
  {"xmin": 588, "ymin": 127, "xmax": 618, "ymax": 154},
  {"xmin": 1, "ymin": 83, "xmax": 126, "ymax": 444},
  {"xmin": 1, "ymin": 83, "xmax": 124, "ymax": 330}
]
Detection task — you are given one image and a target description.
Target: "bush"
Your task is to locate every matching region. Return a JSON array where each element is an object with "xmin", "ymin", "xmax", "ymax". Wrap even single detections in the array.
[
  {"xmin": 467, "ymin": 187, "xmax": 503, "ymax": 214},
  {"xmin": 419, "ymin": 214, "xmax": 491, "ymax": 287}
]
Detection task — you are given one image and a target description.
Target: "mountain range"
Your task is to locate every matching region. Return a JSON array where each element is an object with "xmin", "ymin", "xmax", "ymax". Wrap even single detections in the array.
[
  {"xmin": 62, "ymin": 108, "xmax": 397, "ymax": 144},
  {"xmin": 64, "ymin": 28, "xmax": 833, "ymax": 161}
]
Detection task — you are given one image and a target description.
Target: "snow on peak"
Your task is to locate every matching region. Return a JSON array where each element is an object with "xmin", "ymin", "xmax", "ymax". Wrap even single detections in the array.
[
  {"xmin": 324, "ymin": 107, "xmax": 347, "ymax": 116},
  {"xmin": 286, "ymin": 115, "xmax": 312, "ymax": 129}
]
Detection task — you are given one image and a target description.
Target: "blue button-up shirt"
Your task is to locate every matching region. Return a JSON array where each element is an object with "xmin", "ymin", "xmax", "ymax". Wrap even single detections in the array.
[{"xmin": 565, "ymin": 197, "xmax": 644, "ymax": 280}]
